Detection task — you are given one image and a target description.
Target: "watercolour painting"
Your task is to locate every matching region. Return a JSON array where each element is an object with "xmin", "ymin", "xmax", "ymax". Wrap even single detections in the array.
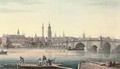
[{"xmin": 0, "ymin": 0, "xmax": 120, "ymax": 69}]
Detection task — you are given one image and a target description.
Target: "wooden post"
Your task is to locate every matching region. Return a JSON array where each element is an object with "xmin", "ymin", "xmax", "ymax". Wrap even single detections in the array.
[{"xmin": 78, "ymin": 62, "xmax": 81, "ymax": 69}]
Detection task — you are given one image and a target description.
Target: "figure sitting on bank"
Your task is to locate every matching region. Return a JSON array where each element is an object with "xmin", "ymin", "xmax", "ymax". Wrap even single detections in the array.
[{"xmin": 48, "ymin": 59, "xmax": 54, "ymax": 66}]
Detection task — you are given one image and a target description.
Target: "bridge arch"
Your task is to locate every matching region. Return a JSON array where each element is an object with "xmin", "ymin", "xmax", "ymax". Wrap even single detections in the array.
[
  {"xmin": 91, "ymin": 45, "xmax": 97, "ymax": 52},
  {"xmin": 75, "ymin": 43, "xmax": 85, "ymax": 50},
  {"xmin": 103, "ymin": 42, "xmax": 111, "ymax": 53},
  {"xmin": 116, "ymin": 45, "xmax": 120, "ymax": 50},
  {"xmin": 115, "ymin": 45, "xmax": 120, "ymax": 53}
]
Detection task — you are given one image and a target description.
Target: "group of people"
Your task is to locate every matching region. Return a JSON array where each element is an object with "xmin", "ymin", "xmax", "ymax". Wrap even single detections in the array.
[
  {"xmin": 38, "ymin": 55, "xmax": 54, "ymax": 66},
  {"xmin": 106, "ymin": 61, "xmax": 116, "ymax": 67},
  {"xmin": 19, "ymin": 55, "xmax": 54, "ymax": 66}
]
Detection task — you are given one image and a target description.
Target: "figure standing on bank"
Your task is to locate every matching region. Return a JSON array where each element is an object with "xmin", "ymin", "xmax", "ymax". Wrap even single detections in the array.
[
  {"xmin": 43, "ymin": 55, "xmax": 47, "ymax": 65},
  {"xmin": 38, "ymin": 58, "xmax": 42, "ymax": 66}
]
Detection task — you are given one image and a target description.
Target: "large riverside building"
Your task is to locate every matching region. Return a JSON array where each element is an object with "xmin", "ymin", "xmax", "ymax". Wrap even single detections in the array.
[{"xmin": 2, "ymin": 29, "xmax": 26, "ymax": 47}]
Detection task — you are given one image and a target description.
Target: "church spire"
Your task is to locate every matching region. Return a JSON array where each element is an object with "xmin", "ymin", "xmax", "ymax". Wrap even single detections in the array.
[
  {"xmin": 17, "ymin": 29, "xmax": 20, "ymax": 35},
  {"xmin": 63, "ymin": 30, "xmax": 65, "ymax": 37},
  {"xmin": 42, "ymin": 23, "xmax": 44, "ymax": 37},
  {"xmin": 41, "ymin": 23, "xmax": 45, "ymax": 46},
  {"xmin": 34, "ymin": 33, "xmax": 37, "ymax": 37},
  {"xmin": 48, "ymin": 22, "xmax": 52, "ymax": 42},
  {"xmin": 49, "ymin": 21, "xmax": 50, "ymax": 26},
  {"xmin": 54, "ymin": 32, "xmax": 57, "ymax": 37},
  {"xmin": 82, "ymin": 32, "xmax": 85, "ymax": 38}
]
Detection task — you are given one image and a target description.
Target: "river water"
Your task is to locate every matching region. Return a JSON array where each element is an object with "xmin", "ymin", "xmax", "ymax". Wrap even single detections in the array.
[{"xmin": 0, "ymin": 48, "xmax": 120, "ymax": 69}]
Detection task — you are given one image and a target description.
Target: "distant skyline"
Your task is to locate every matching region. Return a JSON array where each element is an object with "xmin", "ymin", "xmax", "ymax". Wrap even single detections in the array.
[{"xmin": 0, "ymin": 0, "xmax": 120, "ymax": 38}]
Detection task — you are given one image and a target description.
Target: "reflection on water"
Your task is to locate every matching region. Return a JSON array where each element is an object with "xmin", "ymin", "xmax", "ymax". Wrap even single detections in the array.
[{"xmin": 0, "ymin": 48, "xmax": 120, "ymax": 69}]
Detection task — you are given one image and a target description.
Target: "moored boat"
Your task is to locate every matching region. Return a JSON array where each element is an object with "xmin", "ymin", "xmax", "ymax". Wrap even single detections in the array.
[{"xmin": 0, "ymin": 49, "xmax": 7, "ymax": 54}]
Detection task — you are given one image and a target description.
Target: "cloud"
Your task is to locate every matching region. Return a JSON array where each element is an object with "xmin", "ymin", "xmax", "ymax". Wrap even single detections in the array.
[
  {"xmin": 88, "ymin": 0, "xmax": 120, "ymax": 8},
  {"xmin": 0, "ymin": 8, "xmax": 31, "ymax": 13},
  {"xmin": 0, "ymin": 0, "xmax": 48, "ymax": 13},
  {"xmin": 0, "ymin": 0, "xmax": 46, "ymax": 4},
  {"xmin": 65, "ymin": 0, "xmax": 120, "ymax": 9},
  {"xmin": 0, "ymin": 0, "xmax": 119, "ymax": 13}
]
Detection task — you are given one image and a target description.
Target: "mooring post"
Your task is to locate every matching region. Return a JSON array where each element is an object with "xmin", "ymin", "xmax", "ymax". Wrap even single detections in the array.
[{"xmin": 78, "ymin": 62, "xmax": 81, "ymax": 69}]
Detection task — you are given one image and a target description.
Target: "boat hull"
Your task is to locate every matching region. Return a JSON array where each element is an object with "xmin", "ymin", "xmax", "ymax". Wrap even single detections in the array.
[{"xmin": 0, "ymin": 51, "xmax": 7, "ymax": 54}]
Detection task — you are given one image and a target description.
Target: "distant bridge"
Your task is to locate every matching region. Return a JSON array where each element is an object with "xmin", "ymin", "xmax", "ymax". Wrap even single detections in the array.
[{"xmin": 63, "ymin": 37, "xmax": 120, "ymax": 52}]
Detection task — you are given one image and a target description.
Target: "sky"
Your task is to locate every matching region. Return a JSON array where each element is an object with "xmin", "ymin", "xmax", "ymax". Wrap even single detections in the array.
[{"xmin": 0, "ymin": 0, "xmax": 120, "ymax": 38}]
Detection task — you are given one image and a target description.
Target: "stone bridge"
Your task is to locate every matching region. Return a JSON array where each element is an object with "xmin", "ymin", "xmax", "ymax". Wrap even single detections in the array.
[{"xmin": 63, "ymin": 37, "xmax": 120, "ymax": 52}]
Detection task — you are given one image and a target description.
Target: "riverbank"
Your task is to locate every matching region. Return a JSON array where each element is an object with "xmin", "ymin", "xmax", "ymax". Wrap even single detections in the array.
[{"xmin": 78, "ymin": 61, "xmax": 120, "ymax": 69}]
